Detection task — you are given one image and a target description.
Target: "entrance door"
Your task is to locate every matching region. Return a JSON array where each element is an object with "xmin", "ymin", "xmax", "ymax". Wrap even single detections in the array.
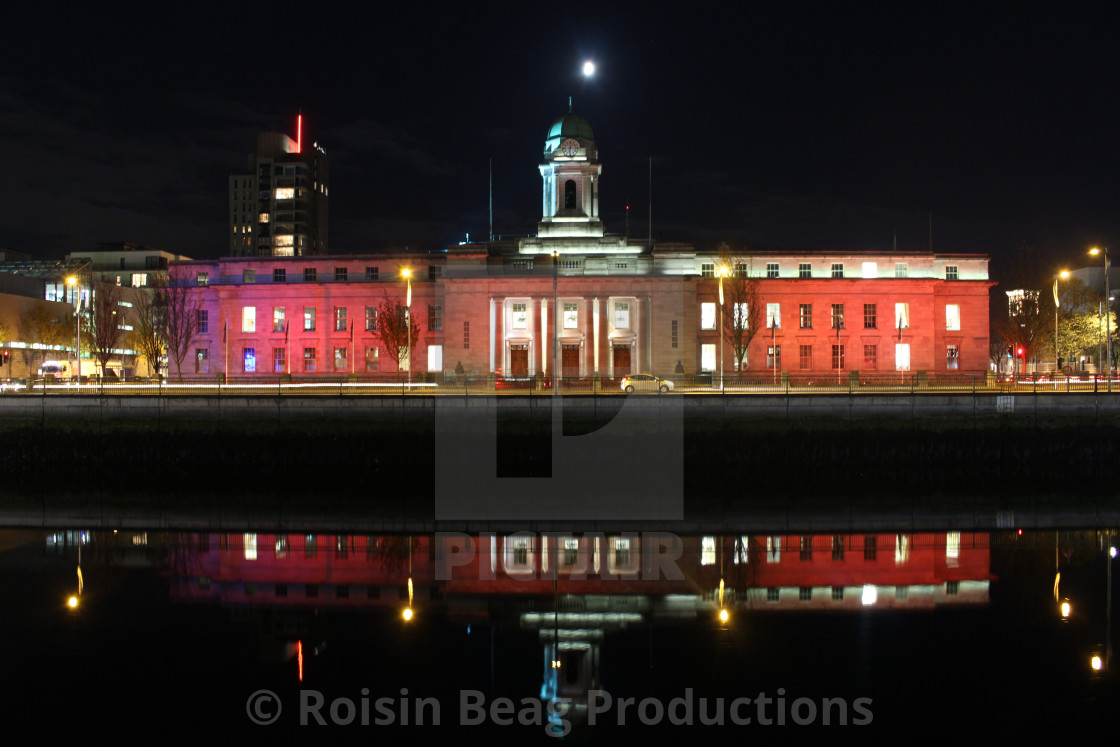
[
  {"xmin": 562, "ymin": 344, "xmax": 580, "ymax": 378},
  {"xmin": 510, "ymin": 345, "xmax": 529, "ymax": 377},
  {"xmin": 612, "ymin": 344, "xmax": 631, "ymax": 377}
]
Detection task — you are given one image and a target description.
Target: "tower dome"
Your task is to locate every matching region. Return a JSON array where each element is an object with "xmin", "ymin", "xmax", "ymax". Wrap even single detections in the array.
[{"xmin": 544, "ymin": 105, "xmax": 595, "ymax": 153}]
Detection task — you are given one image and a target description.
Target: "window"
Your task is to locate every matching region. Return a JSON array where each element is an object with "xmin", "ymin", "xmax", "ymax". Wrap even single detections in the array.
[
  {"xmin": 946, "ymin": 304, "xmax": 961, "ymax": 331},
  {"xmin": 428, "ymin": 344, "xmax": 443, "ymax": 372},
  {"xmin": 334, "ymin": 346, "xmax": 347, "ymax": 371},
  {"xmin": 864, "ymin": 344, "xmax": 878, "ymax": 370},
  {"xmin": 700, "ymin": 536, "xmax": 716, "ymax": 565},
  {"xmin": 946, "ymin": 531, "xmax": 960, "ymax": 560},
  {"xmin": 832, "ymin": 586, "xmax": 844, "ymax": 600},
  {"xmin": 428, "ymin": 305, "xmax": 442, "ymax": 331},
  {"xmin": 799, "ymin": 263, "xmax": 812, "ymax": 279},
  {"xmin": 946, "ymin": 581, "xmax": 959, "ymax": 595},
  {"xmin": 767, "ymin": 262, "xmax": 779, "ymax": 278},
  {"xmin": 862, "ymin": 262, "xmax": 877, "ymax": 278},
  {"xmin": 276, "ymin": 187, "xmax": 295, "ymax": 200},
  {"xmin": 766, "ymin": 536, "xmax": 781, "ymax": 563},
  {"xmin": 767, "ymin": 588, "xmax": 780, "ymax": 602},
  {"xmin": 831, "ymin": 263, "xmax": 844, "ymax": 279},
  {"xmin": 895, "ymin": 534, "xmax": 910, "ymax": 565},
  {"xmin": 196, "ymin": 309, "xmax": 209, "ymax": 334},
  {"xmin": 799, "ymin": 304, "xmax": 812, "ymax": 329},
  {"xmin": 335, "ymin": 267, "xmax": 348, "ymax": 282},
  {"xmin": 895, "ymin": 263, "xmax": 908, "ymax": 278},
  {"xmin": 335, "ymin": 306, "xmax": 347, "ymax": 332},
  {"xmin": 304, "ymin": 267, "xmax": 317, "ymax": 282},
  {"xmin": 701, "ymin": 263, "xmax": 715, "ymax": 278},
  {"xmin": 564, "ymin": 180, "xmax": 576, "ymax": 209},
  {"xmin": 701, "ymin": 302, "xmax": 716, "ymax": 330},
  {"xmin": 799, "ymin": 344, "xmax": 813, "ymax": 370},
  {"xmin": 259, "ymin": 212, "xmax": 269, "ymax": 224},
  {"xmin": 832, "ymin": 344, "xmax": 845, "ymax": 369},
  {"xmin": 365, "ymin": 306, "xmax": 378, "ymax": 332},
  {"xmin": 799, "ymin": 587, "xmax": 812, "ymax": 601},
  {"xmin": 511, "ymin": 303, "xmax": 527, "ymax": 330},
  {"xmin": 243, "ymin": 347, "xmax": 256, "ymax": 372},
  {"xmin": 303, "ymin": 347, "xmax": 316, "ymax": 372},
  {"xmin": 766, "ymin": 303, "xmax": 781, "ymax": 328},
  {"xmin": 732, "ymin": 302, "xmax": 748, "ymax": 331},
  {"xmin": 701, "ymin": 343, "xmax": 716, "ymax": 372},
  {"xmin": 832, "ymin": 536, "xmax": 845, "ymax": 561},
  {"xmin": 304, "ymin": 307, "xmax": 316, "ymax": 331},
  {"xmin": 800, "ymin": 536, "xmax": 812, "ymax": 561},
  {"xmin": 428, "ymin": 266, "xmax": 442, "ymax": 281},
  {"xmin": 864, "ymin": 536, "xmax": 877, "ymax": 561},
  {"xmin": 273, "ymin": 268, "xmax": 286, "ymax": 283},
  {"xmin": 196, "ymin": 272, "xmax": 209, "ymax": 285},
  {"xmin": 365, "ymin": 346, "xmax": 379, "ymax": 372},
  {"xmin": 366, "ymin": 266, "xmax": 379, "ymax": 281},
  {"xmin": 894, "ymin": 303, "xmax": 910, "ymax": 330},
  {"xmin": 946, "ymin": 345, "xmax": 959, "ymax": 370},
  {"xmin": 895, "ymin": 343, "xmax": 911, "ymax": 371},
  {"xmin": 241, "ymin": 307, "xmax": 255, "ymax": 333},
  {"xmin": 195, "ymin": 348, "xmax": 209, "ymax": 373},
  {"xmin": 614, "ymin": 302, "xmax": 630, "ymax": 329},
  {"xmin": 563, "ymin": 303, "xmax": 578, "ymax": 329},
  {"xmin": 767, "ymin": 345, "xmax": 781, "ymax": 370},
  {"xmin": 946, "ymin": 265, "xmax": 959, "ymax": 280},
  {"xmin": 131, "ymin": 273, "xmax": 148, "ymax": 288},
  {"xmin": 864, "ymin": 303, "xmax": 877, "ymax": 329},
  {"xmin": 671, "ymin": 319, "xmax": 678, "ymax": 348},
  {"xmin": 831, "ymin": 303, "xmax": 844, "ymax": 329},
  {"xmin": 273, "ymin": 347, "xmax": 285, "ymax": 373},
  {"xmin": 563, "ymin": 538, "xmax": 579, "ymax": 567}
]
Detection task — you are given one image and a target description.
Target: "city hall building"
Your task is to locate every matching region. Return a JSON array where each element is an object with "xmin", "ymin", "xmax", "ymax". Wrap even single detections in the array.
[{"xmin": 174, "ymin": 108, "xmax": 993, "ymax": 380}]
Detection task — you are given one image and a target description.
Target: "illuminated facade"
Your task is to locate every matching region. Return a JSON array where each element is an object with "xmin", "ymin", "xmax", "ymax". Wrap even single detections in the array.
[
  {"xmin": 229, "ymin": 120, "xmax": 329, "ymax": 257},
  {"xmin": 182, "ymin": 108, "xmax": 992, "ymax": 378}
]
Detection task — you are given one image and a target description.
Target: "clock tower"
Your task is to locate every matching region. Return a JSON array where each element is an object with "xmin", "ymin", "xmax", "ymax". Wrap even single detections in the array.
[{"xmin": 537, "ymin": 102, "xmax": 603, "ymax": 238}]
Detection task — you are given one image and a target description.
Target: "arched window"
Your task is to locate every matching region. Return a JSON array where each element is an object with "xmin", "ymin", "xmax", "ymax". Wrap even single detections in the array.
[{"xmin": 564, "ymin": 180, "xmax": 577, "ymax": 210}]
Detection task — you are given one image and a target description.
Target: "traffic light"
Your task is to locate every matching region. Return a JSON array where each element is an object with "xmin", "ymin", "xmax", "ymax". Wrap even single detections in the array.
[{"xmin": 1017, "ymin": 347, "xmax": 1025, "ymax": 357}]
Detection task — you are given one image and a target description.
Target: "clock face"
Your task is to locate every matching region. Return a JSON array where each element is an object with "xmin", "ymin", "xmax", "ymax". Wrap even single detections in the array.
[{"xmin": 560, "ymin": 139, "xmax": 580, "ymax": 156}]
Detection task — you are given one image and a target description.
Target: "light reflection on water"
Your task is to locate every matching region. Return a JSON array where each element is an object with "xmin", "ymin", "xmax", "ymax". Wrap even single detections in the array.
[{"xmin": 5, "ymin": 527, "xmax": 1117, "ymax": 738}]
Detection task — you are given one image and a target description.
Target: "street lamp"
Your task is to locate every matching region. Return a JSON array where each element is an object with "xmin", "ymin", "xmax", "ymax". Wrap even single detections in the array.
[
  {"xmin": 401, "ymin": 268, "xmax": 412, "ymax": 391},
  {"xmin": 67, "ymin": 276, "xmax": 79, "ymax": 383},
  {"xmin": 1053, "ymin": 270, "xmax": 1069, "ymax": 373},
  {"xmin": 718, "ymin": 266, "xmax": 729, "ymax": 391},
  {"xmin": 552, "ymin": 250, "xmax": 559, "ymax": 394},
  {"xmin": 1089, "ymin": 247, "xmax": 1110, "ymax": 390}
]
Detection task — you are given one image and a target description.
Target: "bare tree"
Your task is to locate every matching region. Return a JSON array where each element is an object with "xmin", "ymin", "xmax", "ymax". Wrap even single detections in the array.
[
  {"xmin": 130, "ymin": 281, "xmax": 167, "ymax": 379},
  {"xmin": 165, "ymin": 273, "xmax": 199, "ymax": 381},
  {"xmin": 718, "ymin": 248, "xmax": 763, "ymax": 371},
  {"xmin": 993, "ymin": 288, "xmax": 1050, "ymax": 373},
  {"xmin": 89, "ymin": 281, "xmax": 125, "ymax": 377},
  {"xmin": 377, "ymin": 297, "xmax": 420, "ymax": 373}
]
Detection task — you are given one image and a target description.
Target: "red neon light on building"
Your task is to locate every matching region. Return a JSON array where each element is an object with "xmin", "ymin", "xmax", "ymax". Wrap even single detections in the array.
[
  {"xmin": 297, "ymin": 639, "xmax": 304, "ymax": 681},
  {"xmin": 296, "ymin": 114, "xmax": 302, "ymax": 154}
]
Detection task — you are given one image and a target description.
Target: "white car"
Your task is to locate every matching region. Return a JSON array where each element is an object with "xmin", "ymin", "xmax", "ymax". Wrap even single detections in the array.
[{"xmin": 620, "ymin": 373, "xmax": 674, "ymax": 393}]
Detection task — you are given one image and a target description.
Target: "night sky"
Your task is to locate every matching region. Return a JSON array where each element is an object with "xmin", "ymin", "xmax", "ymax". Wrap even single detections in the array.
[{"xmin": 2, "ymin": 4, "xmax": 1118, "ymax": 272}]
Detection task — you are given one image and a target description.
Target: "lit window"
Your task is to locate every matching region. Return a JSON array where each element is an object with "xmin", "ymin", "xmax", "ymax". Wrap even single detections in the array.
[
  {"xmin": 242, "ymin": 306, "xmax": 256, "ymax": 333},
  {"xmin": 895, "ymin": 343, "xmax": 910, "ymax": 371},
  {"xmin": 894, "ymin": 303, "xmax": 910, "ymax": 330},
  {"xmin": 428, "ymin": 344, "xmax": 443, "ymax": 372},
  {"xmin": 365, "ymin": 346, "xmax": 379, "ymax": 372},
  {"xmin": 946, "ymin": 532, "xmax": 960, "ymax": 559},
  {"xmin": 335, "ymin": 306, "xmax": 347, "ymax": 332},
  {"xmin": 701, "ymin": 343, "xmax": 716, "ymax": 372},
  {"xmin": 862, "ymin": 262, "xmax": 877, "ymax": 278},
  {"xmin": 563, "ymin": 303, "xmax": 578, "ymax": 329},
  {"xmin": 243, "ymin": 347, "xmax": 256, "ymax": 372},
  {"xmin": 701, "ymin": 302, "xmax": 716, "ymax": 330},
  {"xmin": 766, "ymin": 536, "xmax": 781, "ymax": 563},
  {"xmin": 946, "ymin": 304, "xmax": 961, "ymax": 330},
  {"xmin": 195, "ymin": 349, "xmax": 209, "ymax": 373},
  {"xmin": 701, "ymin": 537, "xmax": 716, "ymax": 566},
  {"xmin": 365, "ymin": 306, "xmax": 378, "ymax": 332},
  {"xmin": 274, "ymin": 235, "xmax": 294, "ymax": 247},
  {"xmin": 766, "ymin": 303, "xmax": 781, "ymax": 328},
  {"xmin": 131, "ymin": 273, "xmax": 148, "ymax": 287},
  {"xmin": 273, "ymin": 307, "xmax": 285, "ymax": 333},
  {"xmin": 510, "ymin": 303, "xmax": 527, "ymax": 330},
  {"xmin": 196, "ymin": 272, "xmax": 209, "ymax": 286},
  {"xmin": 304, "ymin": 307, "xmax": 316, "ymax": 331},
  {"xmin": 273, "ymin": 347, "xmax": 285, "ymax": 373},
  {"xmin": 244, "ymin": 534, "xmax": 257, "ymax": 561},
  {"xmin": 946, "ymin": 345, "xmax": 959, "ymax": 370},
  {"xmin": 733, "ymin": 302, "xmax": 748, "ymax": 330},
  {"xmin": 276, "ymin": 187, "xmax": 295, "ymax": 200},
  {"xmin": 799, "ymin": 304, "xmax": 812, "ymax": 329},
  {"xmin": 334, "ymin": 346, "xmax": 347, "ymax": 371},
  {"xmin": 895, "ymin": 534, "xmax": 910, "ymax": 565},
  {"xmin": 614, "ymin": 302, "xmax": 630, "ymax": 329},
  {"xmin": 303, "ymin": 347, "xmax": 316, "ymax": 372},
  {"xmin": 258, "ymin": 212, "xmax": 269, "ymax": 223}
]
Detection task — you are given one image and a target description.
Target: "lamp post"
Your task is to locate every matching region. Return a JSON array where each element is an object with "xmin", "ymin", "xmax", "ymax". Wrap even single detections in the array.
[
  {"xmin": 1090, "ymin": 247, "xmax": 1111, "ymax": 390},
  {"xmin": 1053, "ymin": 270, "xmax": 1069, "ymax": 373},
  {"xmin": 718, "ymin": 266, "xmax": 728, "ymax": 391},
  {"xmin": 401, "ymin": 268, "xmax": 412, "ymax": 391},
  {"xmin": 552, "ymin": 251, "xmax": 559, "ymax": 394},
  {"xmin": 66, "ymin": 276, "xmax": 79, "ymax": 383}
]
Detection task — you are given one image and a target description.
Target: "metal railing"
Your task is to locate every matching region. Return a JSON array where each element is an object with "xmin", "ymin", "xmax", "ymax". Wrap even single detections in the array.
[{"xmin": 2, "ymin": 371, "xmax": 1119, "ymax": 396}]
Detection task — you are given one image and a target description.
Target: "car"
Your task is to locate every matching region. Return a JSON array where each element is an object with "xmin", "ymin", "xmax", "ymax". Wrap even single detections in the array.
[{"xmin": 620, "ymin": 373, "xmax": 673, "ymax": 393}]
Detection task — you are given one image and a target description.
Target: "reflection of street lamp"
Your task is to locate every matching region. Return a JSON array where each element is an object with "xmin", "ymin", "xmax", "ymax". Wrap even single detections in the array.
[
  {"xmin": 67, "ymin": 276, "xmax": 79, "ymax": 382},
  {"xmin": 1053, "ymin": 270, "xmax": 1069, "ymax": 371},
  {"xmin": 401, "ymin": 268, "xmax": 412, "ymax": 391},
  {"xmin": 718, "ymin": 266, "xmax": 728, "ymax": 391},
  {"xmin": 1089, "ymin": 247, "xmax": 1110, "ymax": 390}
]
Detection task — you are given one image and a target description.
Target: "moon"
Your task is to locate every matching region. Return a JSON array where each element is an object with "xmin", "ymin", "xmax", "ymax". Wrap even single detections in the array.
[{"xmin": 582, "ymin": 61, "xmax": 595, "ymax": 77}]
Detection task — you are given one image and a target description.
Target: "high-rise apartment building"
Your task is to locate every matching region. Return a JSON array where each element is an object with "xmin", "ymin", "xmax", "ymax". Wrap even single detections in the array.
[{"xmin": 229, "ymin": 120, "xmax": 329, "ymax": 257}]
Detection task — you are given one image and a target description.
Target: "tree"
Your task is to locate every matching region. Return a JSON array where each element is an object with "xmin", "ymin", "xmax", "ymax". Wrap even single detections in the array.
[
  {"xmin": 165, "ymin": 272, "xmax": 199, "ymax": 381},
  {"xmin": 377, "ymin": 297, "xmax": 420, "ymax": 373},
  {"xmin": 1051, "ymin": 278, "xmax": 1108, "ymax": 366},
  {"xmin": 130, "ymin": 282, "xmax": 167, "ymax": 379},
  {"xmin": 19, "ymin": 303, "xmax": 70, "ymax": 371},
  {"xmin": 89, "ymin": 281, "xmax": 125, "ymax": 377},
  {"xmin": 717, "ymin": 247, "xmax": 763, "ymax": 371},
  {"xmin": 993, "ymin": 288, "xmax": 1049, "ymax": 371}
]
